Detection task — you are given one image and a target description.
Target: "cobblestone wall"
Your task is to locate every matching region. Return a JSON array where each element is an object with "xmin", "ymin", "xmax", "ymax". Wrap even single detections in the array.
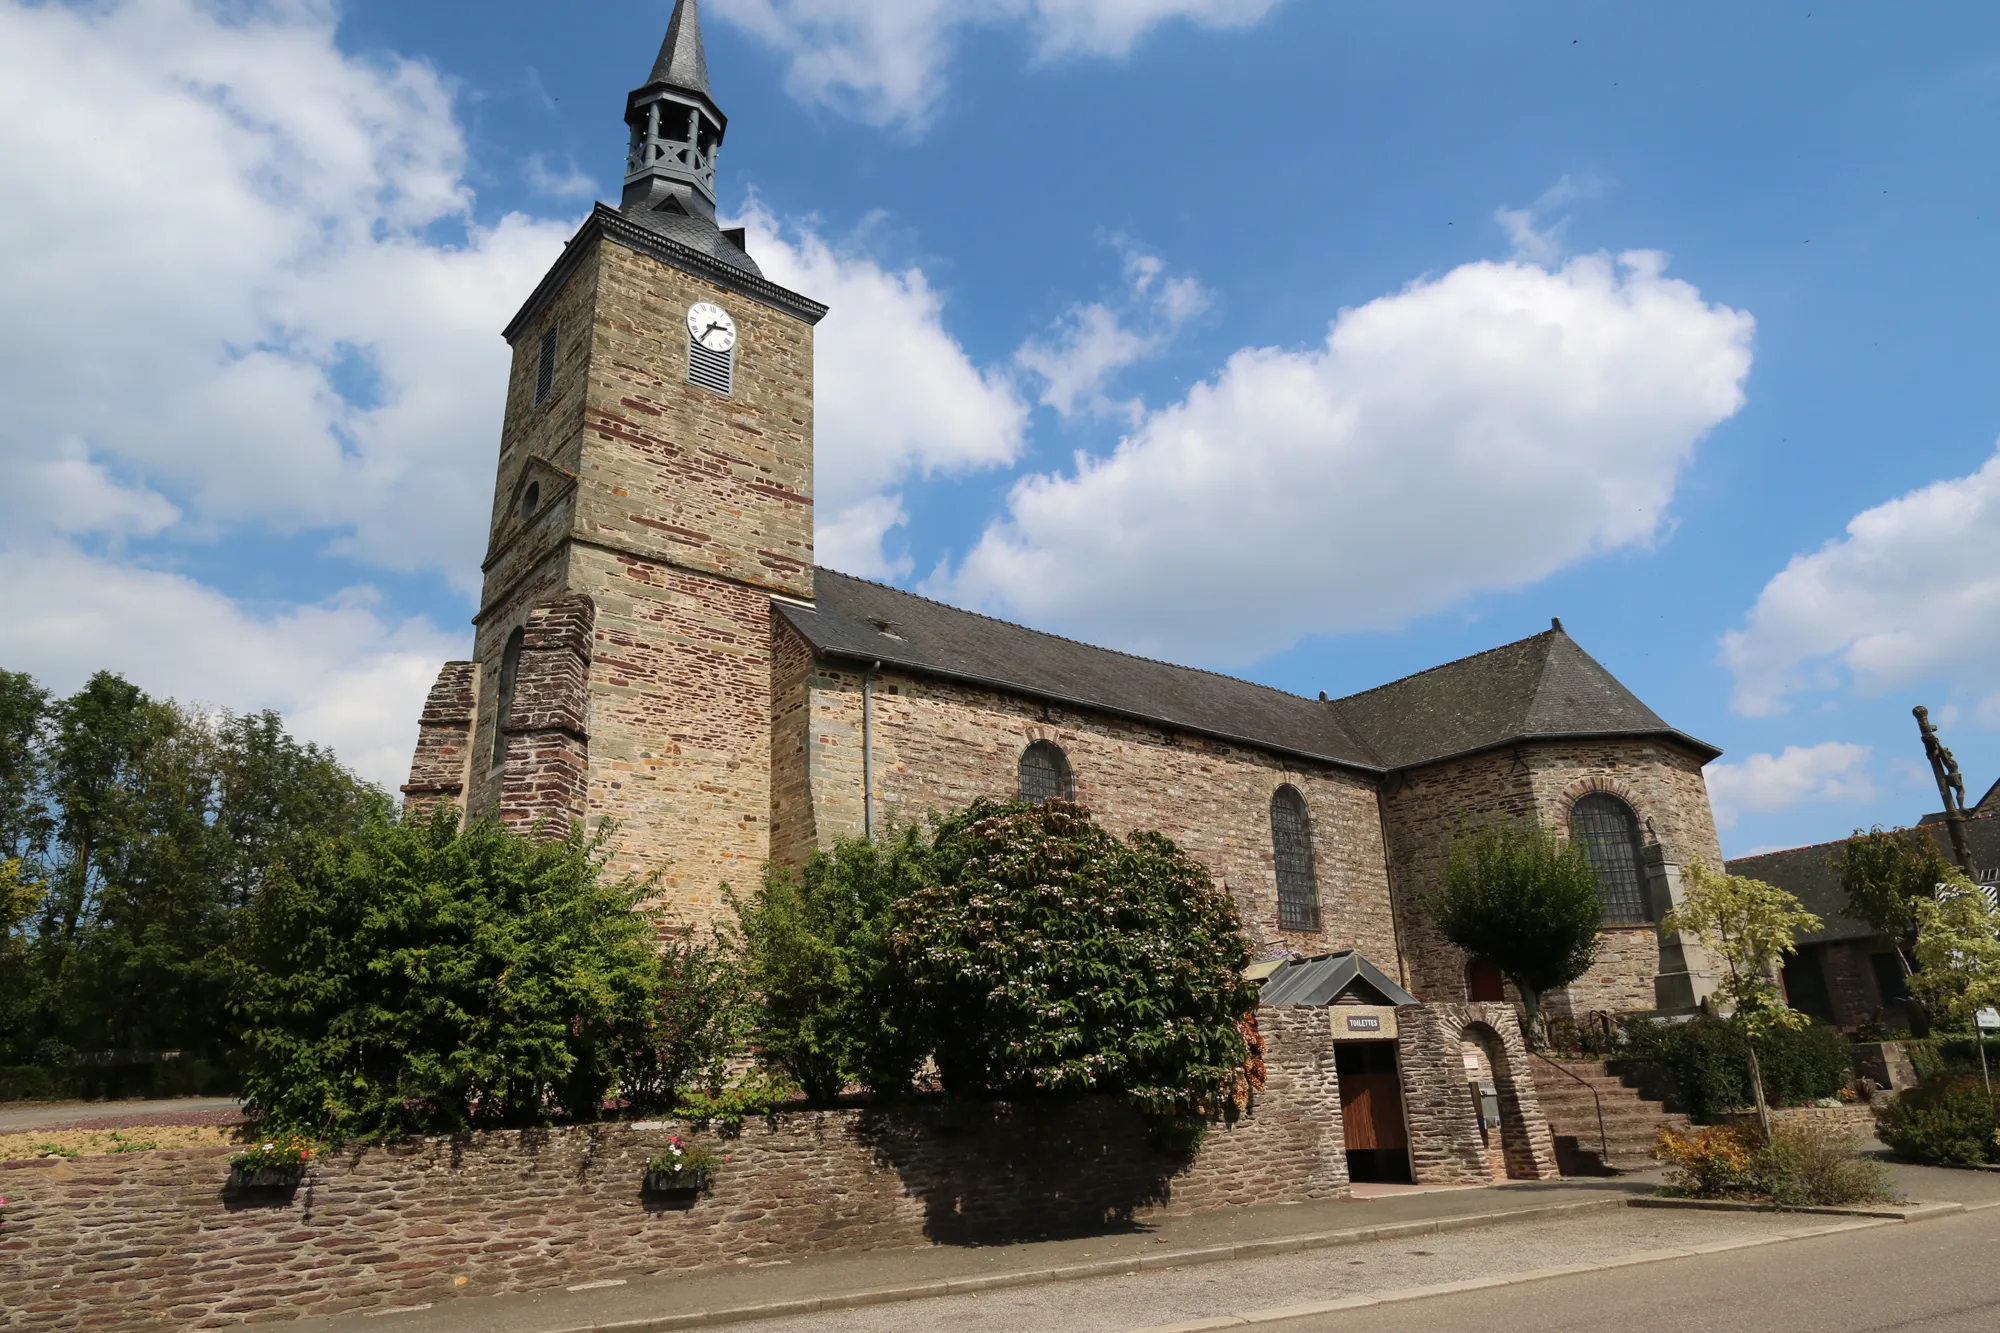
[
  {"xmin": 795, "ymin": 663, "xmax": 1401, "ymax": 966},
  {"xmin": 0, "ymin": 1012, "xmax": 1344, "ymax": 1332}
]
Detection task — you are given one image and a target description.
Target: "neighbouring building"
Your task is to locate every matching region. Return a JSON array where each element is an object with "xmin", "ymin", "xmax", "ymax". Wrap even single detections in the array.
[{"xmin": 403, "ymin": 0, "xmax": 1731, "ymax": 1181}]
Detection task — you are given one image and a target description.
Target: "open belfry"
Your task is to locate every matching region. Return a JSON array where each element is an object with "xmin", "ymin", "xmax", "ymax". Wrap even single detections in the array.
[{"xmin": 407, "ymin": 3, "xmax": 1731, "ymax": 1163}]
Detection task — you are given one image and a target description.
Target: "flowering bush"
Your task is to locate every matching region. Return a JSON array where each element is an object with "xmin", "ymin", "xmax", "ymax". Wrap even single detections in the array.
[
  {"xmin": 1657, "ymin": 1124, "xmax": 1761, "ymax": 1198},
  {"xmin": 230, "ymin": 1132, "xmax": 315, "ymax": 1172},
  {"xmin": 646, "ymin": 1135, "xmax": 723, "ymax": 1190}
]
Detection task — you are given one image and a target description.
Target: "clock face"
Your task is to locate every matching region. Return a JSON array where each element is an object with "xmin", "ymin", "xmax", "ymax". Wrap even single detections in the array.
[{"xmin": 687, "ymin": 302, "xmax": 737, "ymax": 353}]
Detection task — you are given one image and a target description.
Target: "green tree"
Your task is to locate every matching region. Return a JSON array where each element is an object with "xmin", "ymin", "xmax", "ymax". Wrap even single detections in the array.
[
  {"xmin": 231, "ymin": 810, "xmax": 662, "ymax": 1137},
  {"xmin": 1428, "ymin": 821, "xmax": 1604, "ymax": 1048},
  {"xmin": 1662, "ymin": 861, "xmax": 1822, "ymax": 1139},
  {"xmin": 613, "ymin": 924, "xmax": 752, "ymax": 1114},
  {"xmin": 1839, "ymin": 825, "xmax": 1957, "ymax": 1032},
  {"xmin": 0, "ymin": 670, "xmax": 50, "ymax": 862},
  {"xmin": 898, "ymin": 799, "xmax": 1260, "ymax": 1117},
  {"xmin": 0, "ymin": 858, "xmax": 45, "ymax": 1055},
  {"xmin": 733, "ymin": 828, "xmax": 929, "ymax": 1103},
  {"xmin": 1907, "ymin": 873, "xmax": 2000, "ymax": 1028}
]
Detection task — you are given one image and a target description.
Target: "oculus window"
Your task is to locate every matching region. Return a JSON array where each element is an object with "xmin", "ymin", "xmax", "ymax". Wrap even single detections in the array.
[{"xmin": 1271, "ymin": 784, "xmax": 1322, "ymax": 932}]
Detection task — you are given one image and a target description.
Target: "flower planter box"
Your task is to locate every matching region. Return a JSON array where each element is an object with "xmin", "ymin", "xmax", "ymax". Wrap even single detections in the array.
[
  {"xmin": 226, "ymin": 1165, "xmax": 303, "ymax": 1191},
  {"xmin": 642, "ymin": 1170, "xmax": 708, "ymax": 1198}
]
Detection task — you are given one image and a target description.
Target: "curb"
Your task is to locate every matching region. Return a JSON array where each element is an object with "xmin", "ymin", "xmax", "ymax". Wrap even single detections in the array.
[
  {"xmin": 1626, "ymin": 1196, "xmax": 1964, "ymax": 1222},
  {"xmin": 408, "ymin": 1197, "xmax": 1636, "ymax": 1333},
  {"xmin": 1119, "ymin": 1215, "xmax": 1899, "ymax": 1332}
]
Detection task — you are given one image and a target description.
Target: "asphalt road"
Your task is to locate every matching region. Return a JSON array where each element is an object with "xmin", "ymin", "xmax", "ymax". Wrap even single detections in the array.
[{"xmin": 1264, "ymin": 1204, "xmax": 2000, "ymax": 1333}]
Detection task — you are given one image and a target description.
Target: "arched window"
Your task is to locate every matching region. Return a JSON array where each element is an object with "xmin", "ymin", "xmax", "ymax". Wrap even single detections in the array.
[
  {"xmin": 1466, "ymin": 957, "xmax": 1507, "ymax": 1003},
  {"xmin": 1570, "ymin": 793, "xmax": 1649, "ymax": 926},
  {"xmin": 492, "ymin": 627, "xmax": 526, "ymax": 771},
  {"xmin": 1018, "ymin": 740, "xmax": 1074, "ymax": 803},
  {"xmin": 1270, "ymin": 784, "xmax": 1321, "ymax": 932}
]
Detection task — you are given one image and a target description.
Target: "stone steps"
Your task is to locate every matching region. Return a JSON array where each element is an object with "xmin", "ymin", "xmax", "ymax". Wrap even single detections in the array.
[{"xmin": 1530, "ymin": 1057, "xmax": 1687, "ymax": 1176}]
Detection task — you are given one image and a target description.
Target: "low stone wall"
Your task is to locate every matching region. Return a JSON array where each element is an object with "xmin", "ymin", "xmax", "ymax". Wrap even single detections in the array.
[
  {"xmin": 0, "ymin": 1012, "xmax": 1345, "ymax": 1330},
  {"xmin": 1722, "ymin": 1103, "xmax": 1879, "ymax": 1138}
]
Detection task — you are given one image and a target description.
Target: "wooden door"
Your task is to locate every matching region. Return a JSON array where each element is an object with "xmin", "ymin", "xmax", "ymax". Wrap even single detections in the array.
[{"xmin": 1336, "ymin": 1040, "xmax": 1411, "ymax": 1182}]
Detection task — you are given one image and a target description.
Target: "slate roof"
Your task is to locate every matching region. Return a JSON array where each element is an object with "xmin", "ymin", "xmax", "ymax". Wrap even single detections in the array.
[
  {"xmin": 1329, "ymin": 621, "xmax": 1719, "ymax": 769},
  {"xmin": 648, "ymin": 0, "xmax": 711, "ymax": 96},
  {"xmin": 776, "ymin": 571, "xmax": 1717, "ymax": 776},
  {"xmin": 1728, "ymin": 816, "xmax": 2000, "ymax": 946},
  {"xmin": 1258, "ymin": 952, "xmax": 1419, "ymax": 1007}
]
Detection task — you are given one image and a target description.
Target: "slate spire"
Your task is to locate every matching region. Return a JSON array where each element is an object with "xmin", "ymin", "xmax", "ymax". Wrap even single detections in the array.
[
  {"xmin": 622, "ymin": 0, "xmax": 728, "ymax": 216},
  {"xmin": 648, "ymin": 0, "xmax": 711, "ymax": 97}
]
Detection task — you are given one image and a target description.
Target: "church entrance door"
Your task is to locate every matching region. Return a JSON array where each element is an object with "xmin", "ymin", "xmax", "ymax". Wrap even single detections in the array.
[{"xmin": 1336, "ymin": 1040, "xmax": 1412, "ymax": 1183}]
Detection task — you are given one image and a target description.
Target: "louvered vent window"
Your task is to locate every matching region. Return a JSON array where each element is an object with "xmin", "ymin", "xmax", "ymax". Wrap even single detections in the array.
[
  {"xmin": 534, "ymin": 323, "xmax": 559, "ymax": 406},
  {"xmin": 1571, "ymin": 794, "xmax": 1650, "ymax": 926},
  {"xmin": 1018, "ymin": 741, "xmax": 1074, "ymax": 803},
  {"xmin": 688, "ymin": 339, "xmax": 734, "ymax": 396},
  {"xmin": 1271, "ymin": 784, "xmax": 1321, "ymax": 932}
]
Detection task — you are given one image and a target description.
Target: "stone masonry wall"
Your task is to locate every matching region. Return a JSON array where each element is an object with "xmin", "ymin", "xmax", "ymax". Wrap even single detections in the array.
[
  {"xmin": 496, "ymin": 594, "xmax": 595, "ymax": 833},
  {"xmin": 768, "ymin": 616, "xmax": 816, "ymax": 874},
  {"xmin": 798, "ymin": 662, "xmax": 1401, "ymax": 968},
  {"xmin": 0, "ymin": 1010, "xmax": 1343, "ymax": 1332},
  {"xmin": 1397, "ymin": 1003, "xmax": 1558, "ymax": 1186},
  {"xmin": 402, "ymin": 662, "xmax": 480, "ymax": 818},
  {"xmin": 1381, "ymin": 739, "xmax": 1723, "ymax": 1014}
]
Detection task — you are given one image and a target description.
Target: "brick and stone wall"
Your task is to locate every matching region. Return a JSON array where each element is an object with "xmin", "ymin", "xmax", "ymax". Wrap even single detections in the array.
[
  {"xmin": 495, "ymin": 594, "xmax": 596, "ymax": 833},
  {"xmin": 0, "ymin": 1011, "xmax": 1345, "ymax": 1332},
  {"xmin": 1397, "ymin": 1003, "xmax": 1558, "ymax": 1186},
  {"xmin": 1380, "ymin": 739, "xmax": 1723, "ymax": 1014},
  {"xmin": 402, "ymin": 661, "xmax": 480, "ymax": 817},
  {"xmin": 784, "ymin": 661, "xmax": 1402, "ymax": 967}
]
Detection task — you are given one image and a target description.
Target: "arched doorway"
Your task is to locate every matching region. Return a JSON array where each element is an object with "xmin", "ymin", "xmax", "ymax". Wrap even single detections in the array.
[{"xmin": 1461, "ymin": 1022, "xmax": 1537, "ymax": 1180}]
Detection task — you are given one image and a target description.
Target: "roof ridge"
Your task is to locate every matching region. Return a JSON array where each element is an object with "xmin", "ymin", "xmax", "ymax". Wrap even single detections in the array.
[
  {"xmin": 1330, "ymin": 626, "xmax": 1559, "ymax": 707},
  {"xmin": 812, "ymin": 567, "xmax": 1335, "ymax": 709}
]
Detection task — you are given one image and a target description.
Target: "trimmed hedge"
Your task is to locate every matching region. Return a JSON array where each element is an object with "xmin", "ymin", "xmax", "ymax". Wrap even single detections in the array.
[{"xmin": 1620, "ymin": 1016, "xmax": 1852, "ymax": 1121}]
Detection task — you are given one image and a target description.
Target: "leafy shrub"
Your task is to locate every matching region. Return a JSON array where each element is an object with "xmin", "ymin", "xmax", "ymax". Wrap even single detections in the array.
[
  {"xmin": 1621, "ymin": 1016, "xmax": 1851, "ymax": 1120},
  {"xmin": 1877, "ymin": 1077, "xmax": 2000, "ymax": 1165},
  {"xmin": 900, "ymin": 799, "xmax": 1260, "ymax": 1116},
  {"xmin": 1658, "ymin": 1119, "xmax": 1891, "ymax": 1205},
  {"xmin": 231, "ymin": 810, "xmax": 662, "ymax": 1137},
  {"xmin": 612, "ymin": 926, "xmax": 750, "ymax": 1115},
  {"xmin": 733, "ymin": 830, "xmax": 928, "ymax": 1103},
  {"xmin": 1760, "ymin": 1117, "xmax": 1892, "ymax": 1207},
  {"xmin": 674, "ymin": 1076, "xmax": 799, "ymax": 1130},
  {"xmin": 1900, "ymin": 1037, "xmax": 2000, "ymax": 1084},
  {"xmin": 1657, "ymin": 1124, "xmax": 1760, "ymax": 1197}
]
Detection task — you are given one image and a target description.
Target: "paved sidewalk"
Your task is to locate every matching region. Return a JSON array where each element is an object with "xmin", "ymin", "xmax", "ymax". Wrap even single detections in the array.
[{"xmin": 295, "ymin": 1177, "xmax": 1660, "ymax": 1333}]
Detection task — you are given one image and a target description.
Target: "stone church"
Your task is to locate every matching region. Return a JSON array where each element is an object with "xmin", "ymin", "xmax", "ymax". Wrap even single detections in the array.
[{"xmin": 404, "ymin": 0, "xmax": 1726, "ymax": 1039}]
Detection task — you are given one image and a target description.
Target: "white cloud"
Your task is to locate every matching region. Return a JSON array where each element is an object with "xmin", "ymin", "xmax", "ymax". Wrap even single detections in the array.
[
  {"xmin": 716, "ymin": 0, "xmax": 1282, "ymax": 128},
  {"xmin": 0, "ymin": 0, "xmax": 575, "ymax": 589},
  {"xmin": 525, "ymin": 153, "xmax": 597, "ymax": 199},
  {"xmin": 0, "ymin": 544, "xmax": 458, "ymax": 790},
  {"xmin": 1723, "ymin": 447, "xmax": 2000, "ymax": 718},
  {"xmin": 1705, "ymin": 742, "xmax": 1876, "ymax": 831},
  {"xmin": 737, "ymin": 207, "xmax": 1028, "ymax": 577},
  {"xmin": 1494, "ymin": 175, "xmax": 1603, "ymax": 266},
  {"xmin": 940, "ymin": 250, "xmax": 1755, "ymax": 664},
  {"xmin": 1015, "ymin": 243, "xmax": 1211, "ymax": 419}
]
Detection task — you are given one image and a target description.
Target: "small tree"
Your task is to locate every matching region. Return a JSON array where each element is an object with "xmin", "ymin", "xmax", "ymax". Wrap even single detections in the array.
[
  {"xmin": 1907, "ymin": 873, "xmax": 2000, "ymax": 1030},
  {"xmin": 1662, "ymin": 861, "xmax": 1821, "ymax": 1140},
  {"xmin": 231, "ymin": 810, "xmax": 661, "ymax": 1136},
  {"xmin": 613, "ymin": 924, "xmax": 751, "ymax": 1115},
  {"xmin": 1428, "ymin": 821, "xmax": 1603, "ymax": 1048},
  {"xmin": 1840, "ymin": 826, "xmax": 1957, "ymax": 1032},
  {"xmin": 732, "ymin": 828, "xmax": 929, "ymax": 1103},
  {"xmin": 898, "ymin": 799, "xmax": 1261, "ymax": 1117}
]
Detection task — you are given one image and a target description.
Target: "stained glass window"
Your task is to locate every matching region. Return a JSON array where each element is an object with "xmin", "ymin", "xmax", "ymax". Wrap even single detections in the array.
[
  {"xmin": 1018, "ymin": 741, "xmax": 1074, "ymax": 803},
  {"xmin": 1570, "ymin": 794, "xmax": 1649, "ymax": 926},
  {"xmin": 1271, "ymin": 784, "xmax": 1321, "ymax": 932}
]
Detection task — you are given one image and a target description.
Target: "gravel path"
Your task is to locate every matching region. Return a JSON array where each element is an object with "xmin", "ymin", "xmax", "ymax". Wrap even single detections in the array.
[{"xmin": 0, "ymin": 1097, "xmax": 242, "ymax": 1134}]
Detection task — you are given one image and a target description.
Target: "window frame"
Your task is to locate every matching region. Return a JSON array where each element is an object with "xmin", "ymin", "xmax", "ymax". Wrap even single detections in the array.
[
  {"xmin": 1017, "ymin": 740, "xmax": 1074, "ymax": 804},
  {"xmin": 1270, "ymin": 783, "xmax": 1322, "ymax": 933},
  {"xmin": 1569, "ymin": 793, "xmax": 1651, "ymax": 927},
  {"xmin": 533, "ymin": 322, "xmax": 560, "ymax": 407}
]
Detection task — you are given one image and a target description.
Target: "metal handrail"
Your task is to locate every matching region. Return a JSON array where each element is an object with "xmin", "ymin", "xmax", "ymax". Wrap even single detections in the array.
[{"xmin": 1530, "ymin": 1050, "xmax": 1609, "ymax": 1166}]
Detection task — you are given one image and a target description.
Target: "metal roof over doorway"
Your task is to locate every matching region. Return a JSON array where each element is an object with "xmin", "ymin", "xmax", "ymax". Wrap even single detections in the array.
[{"xmin": 1256, "ymin": 951, "xmax": 1418, "ymax": 1008}]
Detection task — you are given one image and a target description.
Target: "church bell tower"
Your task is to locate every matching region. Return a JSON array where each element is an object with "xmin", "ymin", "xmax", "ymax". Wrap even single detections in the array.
[{"xmin": 404, "ymin": 0, "xmax": 827, "ymax": 922}]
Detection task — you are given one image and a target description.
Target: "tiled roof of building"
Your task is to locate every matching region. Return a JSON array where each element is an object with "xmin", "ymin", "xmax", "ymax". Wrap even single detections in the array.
[
  {"xmin": 778, "ymin": 571, "xmax": 1717, "ymax": 775},
  {"xmin": 1726, "ymin": 815, "xmax": 2000, "ymax": 945},
  {"xmin": 1328, "ymin": 620, "xmax": 1720, "ymax": 770}
]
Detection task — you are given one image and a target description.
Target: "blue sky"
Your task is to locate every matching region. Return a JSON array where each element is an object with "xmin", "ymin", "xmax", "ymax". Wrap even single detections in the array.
[{"xmin": 4, "ymin": 0, "xmax": 2000, "ymax": 858}]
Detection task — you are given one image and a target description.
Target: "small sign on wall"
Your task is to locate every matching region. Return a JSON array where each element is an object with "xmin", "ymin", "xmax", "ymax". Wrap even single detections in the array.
[{"xmin": 1327, "ymin": 1005, "xmax": 1399, "ymax": 1041}]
